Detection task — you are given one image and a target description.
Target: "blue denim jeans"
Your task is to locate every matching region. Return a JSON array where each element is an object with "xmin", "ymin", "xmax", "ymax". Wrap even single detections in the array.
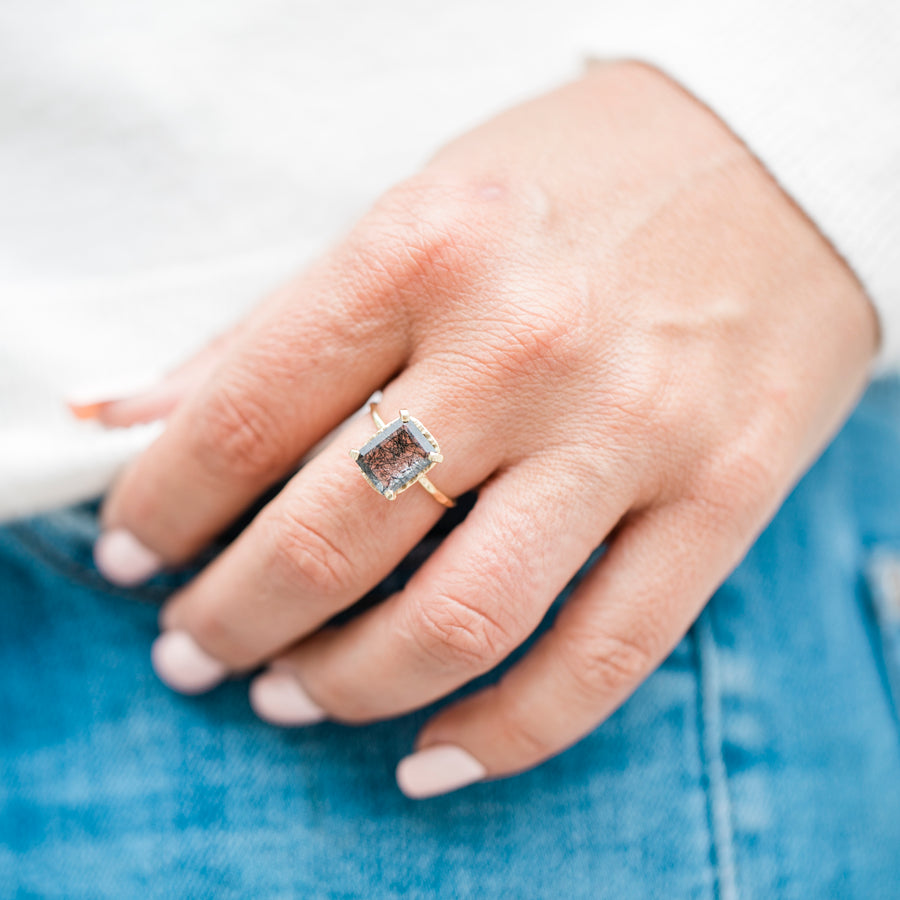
[{"xmin": 2, "ymin": 381, "xmax": 900, "ymax": 899}]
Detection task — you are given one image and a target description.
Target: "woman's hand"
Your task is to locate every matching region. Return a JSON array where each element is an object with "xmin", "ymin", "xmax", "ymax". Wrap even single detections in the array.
[{"xmin": 93, "ymin": 62, "xmax": 877, "ymax": 798}]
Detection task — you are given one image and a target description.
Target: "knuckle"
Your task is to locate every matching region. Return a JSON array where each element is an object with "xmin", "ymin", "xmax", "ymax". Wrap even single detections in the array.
[
  {"xmin": 191, "ymin": 379, "xmax": 290, "ymax": 481},
  {"xmin": 305, "ymin": 673, "xmax": 371, "ymax": 725},
  {"xmin": 689, "ymin": 429, "xmax": 788, "ymax": 534},
  {"xmin": 353, "ymin": 175, "xmax": 593, "ymax": 388},
  {"xmin": 327, "ymin": 701, "xmax": 372, "ymax": 726},
  {"xmin": 598, "ymin": 358, "xmax": 674, "ymax": 439},
  {"xmin": 187, "ymin": 606, "xmax": 253, "ymax": 668},
  {"xmin": 406, "ymin": 588, "xmax": 518, "ymax": 670},
  {"xmin": 421, "ymin": 293, "xmax": 588, "ymax": 405},
  {"xmin": 492, "ymin": 296, "xmax": 586, "ymax": 383},
  {"xmin": 108, "ymin": 469, "xmax": 164, "ymax": 536},
  {"xmin": 726, "ymin": 442, "xmax": 784, "ymax": 509},
  {"xmin": 375, "ymin": 175, "xmax": 491, "ymax": 239},
  {"xmin": 363, "ymin": 177, "xmax": 501, "ymax": 297},
  {"xmin": 559, "ymin": 625, "xmax": 657, "ymax": 701},
  {"xmin": 493, "ymin": 691, "xmax": 559, "ymax": 764},
  {"xmin": 266, "ymin": 509, "xmax": 356, "ymax": 597}
]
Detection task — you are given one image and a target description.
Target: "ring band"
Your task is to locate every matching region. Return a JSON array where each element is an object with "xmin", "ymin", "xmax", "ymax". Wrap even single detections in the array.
[{"xmin": 348, "ymin": 403, "xmax": 456, "ymax": 508}]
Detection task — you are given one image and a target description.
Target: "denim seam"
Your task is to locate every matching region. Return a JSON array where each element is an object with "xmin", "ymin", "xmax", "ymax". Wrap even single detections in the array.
[
  {"xmin": 695, "ymin": 607, "xmax": 739, "ymax": 900},
  {"xmin": 3, "ymin": 521, "xmax": 175, "ymax": 605},
  {"xmin": 861, "ymin": 550, "xmax": 900, "ymax": 739}
]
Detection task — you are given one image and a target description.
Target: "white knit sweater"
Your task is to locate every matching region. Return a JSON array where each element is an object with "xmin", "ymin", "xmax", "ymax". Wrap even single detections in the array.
[{"xmin": 1, "ymin": 0, "xmax": 897, "ymax": 520}]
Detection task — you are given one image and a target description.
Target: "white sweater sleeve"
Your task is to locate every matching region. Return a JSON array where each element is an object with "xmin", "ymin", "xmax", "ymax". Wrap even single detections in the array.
[{"xmin": 583, "ymin": 0, "xmax": 900, "ymax": 371}]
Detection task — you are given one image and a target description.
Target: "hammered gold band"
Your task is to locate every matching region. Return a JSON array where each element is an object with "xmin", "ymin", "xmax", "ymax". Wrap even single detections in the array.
[{"xmin": 411, "ymin": 473, "xmax": 457, "ymax": 508}]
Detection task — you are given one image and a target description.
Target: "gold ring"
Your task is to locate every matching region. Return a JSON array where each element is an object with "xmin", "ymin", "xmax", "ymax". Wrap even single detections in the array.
[{"xmin": 348, "ymin": 403, "xmax": 456, "ymax": 508}]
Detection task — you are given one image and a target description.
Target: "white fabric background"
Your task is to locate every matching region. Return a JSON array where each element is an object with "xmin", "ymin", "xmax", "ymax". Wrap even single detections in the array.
[{"xmin": 1, "ymin": 0, "xmax": 897, "ymax": 520}]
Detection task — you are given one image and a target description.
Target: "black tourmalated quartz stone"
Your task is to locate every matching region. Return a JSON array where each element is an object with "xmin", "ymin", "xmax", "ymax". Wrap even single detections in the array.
[{"xmin": 355, "ymin": 417, "xmax": 437, "ymax": 496}]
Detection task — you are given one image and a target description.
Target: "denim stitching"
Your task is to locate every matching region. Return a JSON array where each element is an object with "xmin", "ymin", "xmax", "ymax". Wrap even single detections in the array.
[
  {"xmin": 0, "ymin": 491, "xmax": 481, "ymax": 611},
  {"xmin": 2, "ymin": 518, "xmax": 195, "ymax": 605},
  {"xmin": 695, "ymin": 607, "xmax": 739, "ymax": 900},
  {"xmin": 861, "ymin": 550, "xmax": 900, "ymax": 736}
]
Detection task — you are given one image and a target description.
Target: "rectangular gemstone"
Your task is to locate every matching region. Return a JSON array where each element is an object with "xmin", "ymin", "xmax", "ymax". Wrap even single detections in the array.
[{"xmin": 356, "ymin": 418, "xmax": 437, "ymax": 495}]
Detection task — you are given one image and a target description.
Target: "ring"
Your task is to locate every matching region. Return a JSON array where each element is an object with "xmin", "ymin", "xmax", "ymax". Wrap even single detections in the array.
[{"xmin": 348, "ymin": 403, "xmax": 457, "ymax": 508}]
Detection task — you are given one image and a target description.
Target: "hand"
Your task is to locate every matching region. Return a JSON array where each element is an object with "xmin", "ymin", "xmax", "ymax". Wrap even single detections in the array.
[{"xmin": 93, "ymin": 61, "xmax": 877, "ymax": 798}]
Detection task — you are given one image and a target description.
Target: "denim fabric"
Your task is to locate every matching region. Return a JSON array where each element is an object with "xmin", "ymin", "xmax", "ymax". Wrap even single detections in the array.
[{"xmin": 2, "ymin": 382, "xmax": 900, "ymax": 899}]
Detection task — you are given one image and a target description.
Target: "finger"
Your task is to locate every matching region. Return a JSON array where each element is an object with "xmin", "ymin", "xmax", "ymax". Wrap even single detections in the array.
[
  {"xmin": 391, "ymin": 500, "xmax": 751, "ymax": 798},
  {"xmin": 95, "ymin": 252, "xmax": 410, "ymax": 583},
  {"xmin": 69, "ymin": 332, "xmax": 234, "ymax": 428},
  {"xmin": 149, "ymin": 364, "xmax": 510, "ymax": 693},
  {"xmin": 245, "ymin": 456, "xmax": 633, "ymax": 726}
]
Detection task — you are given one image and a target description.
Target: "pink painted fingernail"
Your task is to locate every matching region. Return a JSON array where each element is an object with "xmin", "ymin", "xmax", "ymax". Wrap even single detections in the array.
[
  {"xmin": 94, "ymin": 528, "xmax": 163, "ymax": 586},
  {"xmin": 151, "ymin": 630, "xmax": 228, "ymax": 694},
  {"xmin": 249, "ymin": 669, "xmax": 327, "ymax": 726},
  {"xmin": 395, "ymin": 744, "xmax": 487, "ymax": 799}
]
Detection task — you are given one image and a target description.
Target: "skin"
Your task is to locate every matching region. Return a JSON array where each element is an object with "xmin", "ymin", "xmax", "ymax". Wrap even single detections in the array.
[{"xmin": 98, "ymin": 61, "xmax": 878, "ymax": 789}]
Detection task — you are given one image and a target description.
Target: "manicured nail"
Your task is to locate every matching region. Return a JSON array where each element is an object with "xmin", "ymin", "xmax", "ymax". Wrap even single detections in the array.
[
  {"xmin": 94, "ymin": 528, "xmax": 163, "ymax": 586},
  {"xmin": 151, "ymin": 630, "xmax": 227, "ymax": 694},
  {"xmin": 67, "ymin": 373, "xmax": 158, "ymax": 416},
  {"xmin": 395, "ymin": 744, "xmax": 487, "ymax": 799},
  {"xmin": 68, "ymin": 400, "xmax": 108, "ymax": 421},
  {"xmin": 249, "ymin": 669, "xmax": 327, "ymax": 726},
  {"xmin": 67, "ymin": 373, "xmax": 181, "ymax": 427}
]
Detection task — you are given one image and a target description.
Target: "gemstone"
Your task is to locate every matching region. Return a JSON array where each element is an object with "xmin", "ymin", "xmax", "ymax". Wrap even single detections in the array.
[{"xmin": 355, "ymin": 417, "xmax": 438, "ymax": 497}]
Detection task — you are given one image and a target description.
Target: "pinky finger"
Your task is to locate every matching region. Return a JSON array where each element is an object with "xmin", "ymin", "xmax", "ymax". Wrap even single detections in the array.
[
  {"xmin": 396, "ymin": 500, "xmax": 751, "ymax": 799},
  {"xmin": 68, "ymin": 331, "xmax": 235, "ymax": 428}
]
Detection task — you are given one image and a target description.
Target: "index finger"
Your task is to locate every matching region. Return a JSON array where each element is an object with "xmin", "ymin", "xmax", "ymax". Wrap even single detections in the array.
[{"xmin": 95, "ymin": 249, "xmax": 411, "ymax": 584}]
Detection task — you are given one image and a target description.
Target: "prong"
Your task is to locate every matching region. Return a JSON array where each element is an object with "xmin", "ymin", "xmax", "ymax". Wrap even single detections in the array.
[
  {"xmin": 348, "ymin": 448, "xmax": 360, "ymax": 460},
  {"xmin": 385, "ymin": 489, "xmax": 396, "ymax": 500},
  {"xmin": 400, "ymin": 409, "xmax": 410, "ymax": 422},
  {"xmin": 428, "ymin": 452, "xmax": 443, "ymax": 463},
  {"xmin": 368, "ymin": 402, "xmax": 386, "ymax": 429}
]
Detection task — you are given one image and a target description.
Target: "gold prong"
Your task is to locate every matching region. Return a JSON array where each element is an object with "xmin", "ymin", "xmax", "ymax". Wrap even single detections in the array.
[
  {"xmin": 428, "ymin": 451, "xmax": 443, "ymax": 463},
  {"xmin": 385, "ymin": 489, "xmax": 396, "ymax": 500},
  {"xmin": 368, "ymin": 402, "xmax": 385, "ymax": 430},
  {"xmin": 400, "ymin": 409, "xmax": 410, "ymax": 422},
  {"xmin": 349, "ymin": 448, "xmax": 360, "ymax": 460}
]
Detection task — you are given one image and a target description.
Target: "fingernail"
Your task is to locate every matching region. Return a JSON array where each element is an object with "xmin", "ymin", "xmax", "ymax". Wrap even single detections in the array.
[
  {"xmin": 395, "ymin": 744, "xmax": 487, "ymax": 799},
  {"xmin": 249, "ymin": 668, "xmax": 327, "ymax": 726},
  {"xmin": 94, "ymin": 528, "xmax": 163, "ymax": 586},
  {"xmin": 66, "ymin": 374, "xmax": 162, "ymax": 421},
  {"xmin": 151, "ymin": 630, "xmax": 228, "ymax": 694},
  {"xmin": 68, "ymin": 400, "xmax": 108, "ymax": 421}
]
